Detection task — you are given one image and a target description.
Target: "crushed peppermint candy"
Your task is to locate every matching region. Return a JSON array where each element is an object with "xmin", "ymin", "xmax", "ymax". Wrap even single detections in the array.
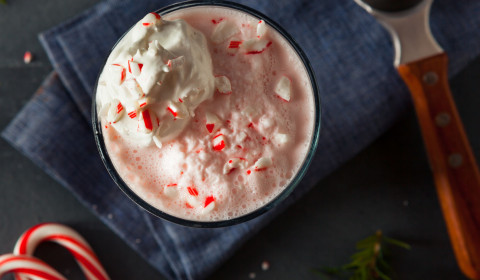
[
  {"xmin": 275, "ymin": 76, "xmax": 292, "ymax": 102},
  {"xmin": 150, "ymin": 12, "xmax": 161, "ymax": 20},
  {"xmin": 228, "ymin": 40, "xmax": 242, "ymax": 49},
  {"xmin": 223, "ymin": 157, "xmax": 247, "ymax": 174},
  {"xmin": 261, "ymin": 261, "xmax": 270, "ymax": 271},
  {"xmin": 138, "ymin": 96, "xmax": 149, "ymax": 108},
  {"xmin": 127, "ymin": 110, "xmax": 137, "ymax": 119},
  {"xmin": 23, "ymin": 51, "xmax": 33, "ymax": 64},
  {"xmin": 202, "ymin": 196, "xmax": 216, "ymax": 214},
  {"xmin": 142, "ymin": 12, "xmax": 162, "ymax": 26},
  {"xmin": 187, "ymin": 186, "xmax": 199, "ymax": 196},
  {"xmin": 254, "ymin": 157, "xmax": 272, "ymax": 171},
  {"xmin": 242, "ymin": 38, "xmax": 272, "ymax": 54},
  {"xmin": 139, "ymin": 110, "xmax": 154, "ymax": 132},
  {"xmin": 213, "ymin": 133, "xmax": 227, "ymax": 151},
  {"xmin": 108, "ymin": 64, "xmax": 126, "ymax": 85},
  {"xmin": 205, "ymin": 111, "xmax": 222, "ymax": 133},
  {"xmin": 186, "ymin": 190, "xmax": 202, "ymax": 208},
  {"xmin": 256, "ymin": 20, "xmax": 267, "ymax": 38},
  {"xmin": 163, "ymin": 56, "xmax": 185, "ymax": 72},
  {"xmin": 226, "ymin": 39, "xmax": 243, "ymax": 55},
  {"xmin": 204, "ymin": 195, "xmax": 215, "ymax": 207},
  {"xmin": 211, "ymin": 20, "xmax": 240, "ymax": 43},
  {"xmin": 215, "ymin": 75, "xmax": 232, "ymax": 94},
  {"xmin": 164, "ymin": 183, "xmax": 178, "ymax": 198},
  {"xmin": 152, "ymin": 133, "xmax": 163, "ymax": 149},
  {"xmin": 211, "ymin": 18, "xmax": 224, "ymax": 24},
  {"xmin": 106, "ymin": 99, "xmax": 124, "ymax": 123},
  {"xmin": 167, "ymin": 102, "xmax": 188, "ymax": 119},
  {"xmin": 128, "ymin": 60, "xmax": 143, "ymax": 77}
]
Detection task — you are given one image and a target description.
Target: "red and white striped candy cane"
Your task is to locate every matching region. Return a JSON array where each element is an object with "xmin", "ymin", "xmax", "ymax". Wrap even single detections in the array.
[
  {"xmin": 0, "ymin": 254, "xmax": 66, "ymax": 280},
  {"xmin": 13, "ymin": 223, "xmax": 109, "ymax": 280}
]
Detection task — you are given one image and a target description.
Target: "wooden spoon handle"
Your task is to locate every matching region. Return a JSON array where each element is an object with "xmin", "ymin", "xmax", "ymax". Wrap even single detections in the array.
[{"xmin": 397, "ymin": 53, "xmax": 480, "ymax": 279}]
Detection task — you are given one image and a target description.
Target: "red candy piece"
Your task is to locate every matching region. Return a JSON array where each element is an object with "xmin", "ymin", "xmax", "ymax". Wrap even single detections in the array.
[
  {"xmin": 150, "ymin": 12, "xmax": 161, "ymax": 20},
  {"xmin": 206, "ymin": 124, "xmax": 215, "ymax": 133},
  {"xmin": 187, "ymin": 187, "xmax": 199, "ymax": 196},
  {"xmin": 204, "ymin": 196, "xmax": 215, "ymax": 208},
  {"xmin": 128, "ymin": 60, "xmax": 143, "ymax": 76},
  {"xmin": 128, "ymin": 111, "xmax": 137, "ymax": 119},
  {"xmin": 243, "ymin": 40, "xmax": 272, "ymax": 55},
  {"xmin": 211, "ymin": 18, "xmax": 224, "ymax": 24},
  {"xmin": 213, "ymin": 141, "xmax": 225, "ymax": 151},
  {"xmin": 23, "ymin": 51, "xmax": 33, "ymax": 64},
  {"xmin": 112, "ymin": 64, "xmax": 126, "ymax": 83},
  {"xmin": 228, "ymin": 40, "xmax": 242, "ymax": 49},
  {"xmin": 116, "ymin": 102, "xmax": 123, "ymax": 114},
  {"xmin": 141, "ymin": 110, "xmax": 153, "ymax": 131},
  {"xmin": 167, "ymin": 106, "xmax": 178, "ymax": 117},
  {"xmin": 142, "ymin": 12, "xmax": 161, "ymax": 27},
  {"xmin": 213, "ymin": 134, "xmax": 226, "ymax": 151}
]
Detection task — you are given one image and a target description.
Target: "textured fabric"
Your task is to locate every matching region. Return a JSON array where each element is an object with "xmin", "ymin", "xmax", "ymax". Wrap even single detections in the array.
[{"xmin": 3, "ymin": 0, "xmax": 480, "ymax": 279}]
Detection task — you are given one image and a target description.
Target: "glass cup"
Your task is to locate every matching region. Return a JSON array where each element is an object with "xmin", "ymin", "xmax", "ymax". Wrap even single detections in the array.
[{"xmin": 92, "ymin": 0, "xmax": 321, "ymax": 227}]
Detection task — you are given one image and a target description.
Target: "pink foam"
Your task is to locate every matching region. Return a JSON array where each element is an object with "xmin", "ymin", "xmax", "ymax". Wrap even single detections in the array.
[{"xmin": 103, "ymin": 6, "xmax": 315, "ymax": 222}]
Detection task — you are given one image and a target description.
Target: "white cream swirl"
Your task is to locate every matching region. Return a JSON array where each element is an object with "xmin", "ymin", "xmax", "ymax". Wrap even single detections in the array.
[{"xmin": 96, "ymin": 12, "xmax": 214, "ymax": 147}]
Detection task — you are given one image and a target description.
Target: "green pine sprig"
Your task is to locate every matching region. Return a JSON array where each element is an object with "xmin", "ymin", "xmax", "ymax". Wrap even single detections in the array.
[
  {"xmin": 0, "ymin": 0, "xmax": 7, "ymax": 5},
  {"xmin": 314, "ymin": 230, "xmax": 410, "ymax": 280}
]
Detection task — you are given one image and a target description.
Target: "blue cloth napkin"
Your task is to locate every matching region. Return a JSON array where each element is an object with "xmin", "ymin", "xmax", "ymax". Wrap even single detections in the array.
[{"xmin": 3, "ymin": 0, "xmax": 480, "ymax": 279}]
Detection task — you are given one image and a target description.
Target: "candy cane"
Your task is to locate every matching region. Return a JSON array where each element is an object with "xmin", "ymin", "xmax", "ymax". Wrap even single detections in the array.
[
  {"xmin": 0, "ymin": 254, "xmax": 66, "ymax": 280},
  {"xmin": 13, "ymin": 223, "xmax": 109, "ymax": 280}
]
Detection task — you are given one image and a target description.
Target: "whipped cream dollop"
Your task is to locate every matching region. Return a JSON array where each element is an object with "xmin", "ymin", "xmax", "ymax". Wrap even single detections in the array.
[{"xmin": 96, "ymin": 12, "xmax": 215, "ymax": 146}]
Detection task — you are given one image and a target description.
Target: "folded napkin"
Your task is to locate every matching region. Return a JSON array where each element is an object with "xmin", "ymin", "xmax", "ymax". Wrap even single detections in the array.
[{"xmin": 3, "ymin": 0, "xmax": 480, "ymax": 279}]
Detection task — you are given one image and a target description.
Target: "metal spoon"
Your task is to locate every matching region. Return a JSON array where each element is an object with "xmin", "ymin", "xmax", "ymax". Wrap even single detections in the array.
[{"xmin": 354, "ymin": 0, "xmax": 480, "ymax": 278}]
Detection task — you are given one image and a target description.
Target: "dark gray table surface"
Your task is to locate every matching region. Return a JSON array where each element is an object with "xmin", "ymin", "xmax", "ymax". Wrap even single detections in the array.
[{"xmin": 1, "ymin": 0, "xmax": 479, "ymax": 279}]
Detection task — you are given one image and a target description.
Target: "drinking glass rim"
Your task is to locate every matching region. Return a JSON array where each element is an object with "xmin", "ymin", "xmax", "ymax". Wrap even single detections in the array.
[{"xmin": 92, "ymin": 0, "xmax": 321, "ymax": 228}]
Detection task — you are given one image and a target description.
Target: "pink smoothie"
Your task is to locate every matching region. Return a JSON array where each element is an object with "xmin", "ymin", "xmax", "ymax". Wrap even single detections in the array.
[{"xmin": 99, "ymin": 6, "xmax": 316, "ymax": 222}]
